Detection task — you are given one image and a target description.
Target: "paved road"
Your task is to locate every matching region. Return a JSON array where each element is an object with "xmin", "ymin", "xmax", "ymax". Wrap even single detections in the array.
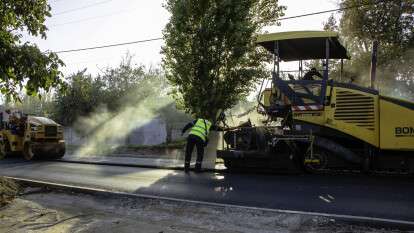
[{"xmin": 1, "ymin": 158, "xmax": 414, "ymax": 222}]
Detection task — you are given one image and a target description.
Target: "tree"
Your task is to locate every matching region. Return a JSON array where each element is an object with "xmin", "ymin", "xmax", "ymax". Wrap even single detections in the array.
[
  {"xmin": 53, "ymin": 70, "xmax": 104, "ymax": 125},
  {"xmin": 11, "ymin": 92, "xmax": 56, "ymax": 117},
  {"xmin": 53, "ymin": 55, "xmax": 190, "ymax": 127},
  {"xmin": 338, "ymin": 0, "xmax": 414, "ymax": 99},
  {"xmin": 162, "ymin": 0, "xmax": 285, "ymax": 120},
  {"xmin": 0, "ymin": 0, "xmax": 65, "ymax": 99},
  {"xmin": 323, "ymin": 14, "xmax": 339, "ymax": 31},
  {"xmin": 340, "ymin": 0, "xmax": 414, "ymax": 48}
]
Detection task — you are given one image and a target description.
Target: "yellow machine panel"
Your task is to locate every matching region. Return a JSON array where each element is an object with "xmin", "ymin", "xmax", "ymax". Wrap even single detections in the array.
[
  {"xmin": 261, "ymin": 88, "xmax": 272, "ymax": 107},
  {"xmin": 292, "ymin": 86, "xmax": 380, "ymax": 147},
  {"xmin": 379, "ymin": 97, "xmax": 414, "ymax": 150},
  {"xmin": 328, "ymin": 87, "xmax": 379, "ymax": 147},
  {"xmin": 2, "ymin": 131, "xmax": 23, "ymax": 152}
]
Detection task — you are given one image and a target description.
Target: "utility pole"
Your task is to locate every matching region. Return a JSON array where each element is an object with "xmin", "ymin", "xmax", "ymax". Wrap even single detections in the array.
[{"xmin": 370, "ymin": 40, "xmax": 379, "ymax": 89}]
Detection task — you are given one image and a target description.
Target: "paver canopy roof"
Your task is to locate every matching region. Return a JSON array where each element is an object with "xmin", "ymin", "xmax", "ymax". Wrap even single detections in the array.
[{"xmin": 257, "ymin": 31, "xmax": 349, "ymax": 61}]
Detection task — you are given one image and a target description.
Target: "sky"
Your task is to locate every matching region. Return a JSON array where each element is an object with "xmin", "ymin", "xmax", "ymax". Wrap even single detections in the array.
[{"xmin": 24, "ymin": 0, "xmax": 340, "ymax": 76}]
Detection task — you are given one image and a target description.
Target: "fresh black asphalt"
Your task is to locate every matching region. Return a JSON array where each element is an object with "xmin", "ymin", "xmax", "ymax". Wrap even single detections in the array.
[{"xmin": 0, "ymin": 158, "xmax": 413, "ymax": 222}]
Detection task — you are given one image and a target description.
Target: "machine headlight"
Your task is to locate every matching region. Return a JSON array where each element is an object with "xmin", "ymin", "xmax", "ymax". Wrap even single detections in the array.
[{"xmin": 31, "ymin": 125, "xmax": 39, "ymax": 131}]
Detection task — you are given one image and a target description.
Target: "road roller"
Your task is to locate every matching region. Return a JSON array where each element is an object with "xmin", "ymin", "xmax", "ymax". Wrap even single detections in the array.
[{"xmin": 0, "ymin": 108, "xmax": 65, "ymax": 160}]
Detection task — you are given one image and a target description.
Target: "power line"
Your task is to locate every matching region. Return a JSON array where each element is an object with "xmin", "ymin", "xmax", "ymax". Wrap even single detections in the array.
[
  {"xmin": 55, "ymin": 37, "xmax": 163, "ymax": 54},
  {"xmin": 277, "ymin": 1, "xmax": 380, "ymax": 21},
  {"xmin": 50, "ymin": 0, "xmax": 384, "ymax": 26},
  {"xmin": 52, "ymin": 1, "xmax": 384, "ymax": 54},
  {"xmin": 278, "ymin": 9, "xmax": 342, "ymax": 21},
  {"xmin": 53, "ymin": 0, "xmax": 113, "ymax": 16},
  {"xmin": 50, "ymin": 8, "xmax": 134, "ymax": 27},
  {"xmin": 49, "ymin": 0, "xmax": 66, "ymax": 3}
]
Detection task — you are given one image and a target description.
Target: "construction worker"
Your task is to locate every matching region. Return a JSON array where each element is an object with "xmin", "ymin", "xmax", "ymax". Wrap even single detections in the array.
[
  {"xmin": 181, "ymin": 117, "xmax": 213, "ymax": 173},
  {"xmin": 303, "ymin": 67, "xmax": 323, "ymax": 80}
]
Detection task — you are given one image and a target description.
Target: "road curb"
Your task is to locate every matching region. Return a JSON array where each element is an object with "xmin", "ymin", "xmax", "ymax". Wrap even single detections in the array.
[
  {"xmin": 56, "ymin": 159, "xmax": 223, "ymax": 172},
  {"xmin": 5, "ymin": 176, "xmax": 414, "ymax": 230}
]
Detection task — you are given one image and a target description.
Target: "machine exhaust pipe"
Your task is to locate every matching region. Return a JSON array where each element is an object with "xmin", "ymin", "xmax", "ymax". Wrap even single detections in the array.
[{"xmin": 370, "ymin": 40, "xmax": 379, "ymax": 90}]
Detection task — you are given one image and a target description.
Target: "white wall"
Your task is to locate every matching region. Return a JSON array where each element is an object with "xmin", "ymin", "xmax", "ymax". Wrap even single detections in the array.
[{"xmin": 64, "ymin": 119, "xmax": 187, "ymax": 146}]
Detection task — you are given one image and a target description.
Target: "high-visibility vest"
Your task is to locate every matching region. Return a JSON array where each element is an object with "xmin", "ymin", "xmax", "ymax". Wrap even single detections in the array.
[{"xmin": 189, "ymin": 119, "xmax": 212, "ymax": 142}]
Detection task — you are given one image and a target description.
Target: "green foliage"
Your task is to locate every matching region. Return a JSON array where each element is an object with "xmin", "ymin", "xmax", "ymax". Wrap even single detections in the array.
[
  {"xmin": 323, "ymin": 14, "xmax": 339, "ymax": 31},
  {"xmin": 162, "ymin": 0, "xmax": 285, "ymax": 121},
  {"xmin": 12, "ymin": 92, "xmax": 56, "ymax": 117},
  {"xmin": 54, "ymin": 55, "xmax": 190, "ymax": 126},
  {"xmin": 337, "ymin": 0, "xmax": 414, "ymax": 100},
  {"xmin": 0, "ymin": 0, "xmax": 65, "ymax": 99},
  {"xmin": 340, "ymin": 0, "xmax": 414, "ymax": 47},
  {"xmin": 54, "ymin": 70, "xmax": 101, "ymax": 125}
]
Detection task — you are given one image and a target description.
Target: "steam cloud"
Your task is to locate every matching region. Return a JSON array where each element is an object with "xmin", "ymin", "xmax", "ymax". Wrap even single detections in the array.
[{"xmin": 74, "ymin": 95, "xmax": 172, "ymax": 156}]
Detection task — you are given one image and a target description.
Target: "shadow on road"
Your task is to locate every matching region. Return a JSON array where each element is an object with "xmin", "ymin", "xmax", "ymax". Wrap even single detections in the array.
[
  {"xmin": 131, "ymin": 170, "xmax": 414, "ymax": 222},
  {"xmin": 1, "ymin": 156, "xmax": 414, "ymax": 222}
]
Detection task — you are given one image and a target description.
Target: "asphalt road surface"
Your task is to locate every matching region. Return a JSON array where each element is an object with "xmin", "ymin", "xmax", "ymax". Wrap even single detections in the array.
[{"xmin": 1, "ymin": 158, "xmax": 414, "ymax": 222}]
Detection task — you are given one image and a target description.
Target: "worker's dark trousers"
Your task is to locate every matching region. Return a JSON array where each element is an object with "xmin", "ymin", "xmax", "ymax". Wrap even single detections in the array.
[{"xmin": 184, "ymin": 134, "xmax": 205, "ymax": 171}]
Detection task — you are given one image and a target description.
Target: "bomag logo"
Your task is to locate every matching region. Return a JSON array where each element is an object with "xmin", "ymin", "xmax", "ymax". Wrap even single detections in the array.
[{"xmin": 395, "ymin": 127, "xmax": 414, "ymax": 137}]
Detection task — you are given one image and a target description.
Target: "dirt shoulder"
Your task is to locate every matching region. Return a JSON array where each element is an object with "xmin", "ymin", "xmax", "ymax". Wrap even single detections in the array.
[
  {"xmin": 0, "ymin": 177, "xmax": 19, "ymax": 207},
  {"xmin": 0, "ymin": 187, "xmax": 406, "ymax": 233}
]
